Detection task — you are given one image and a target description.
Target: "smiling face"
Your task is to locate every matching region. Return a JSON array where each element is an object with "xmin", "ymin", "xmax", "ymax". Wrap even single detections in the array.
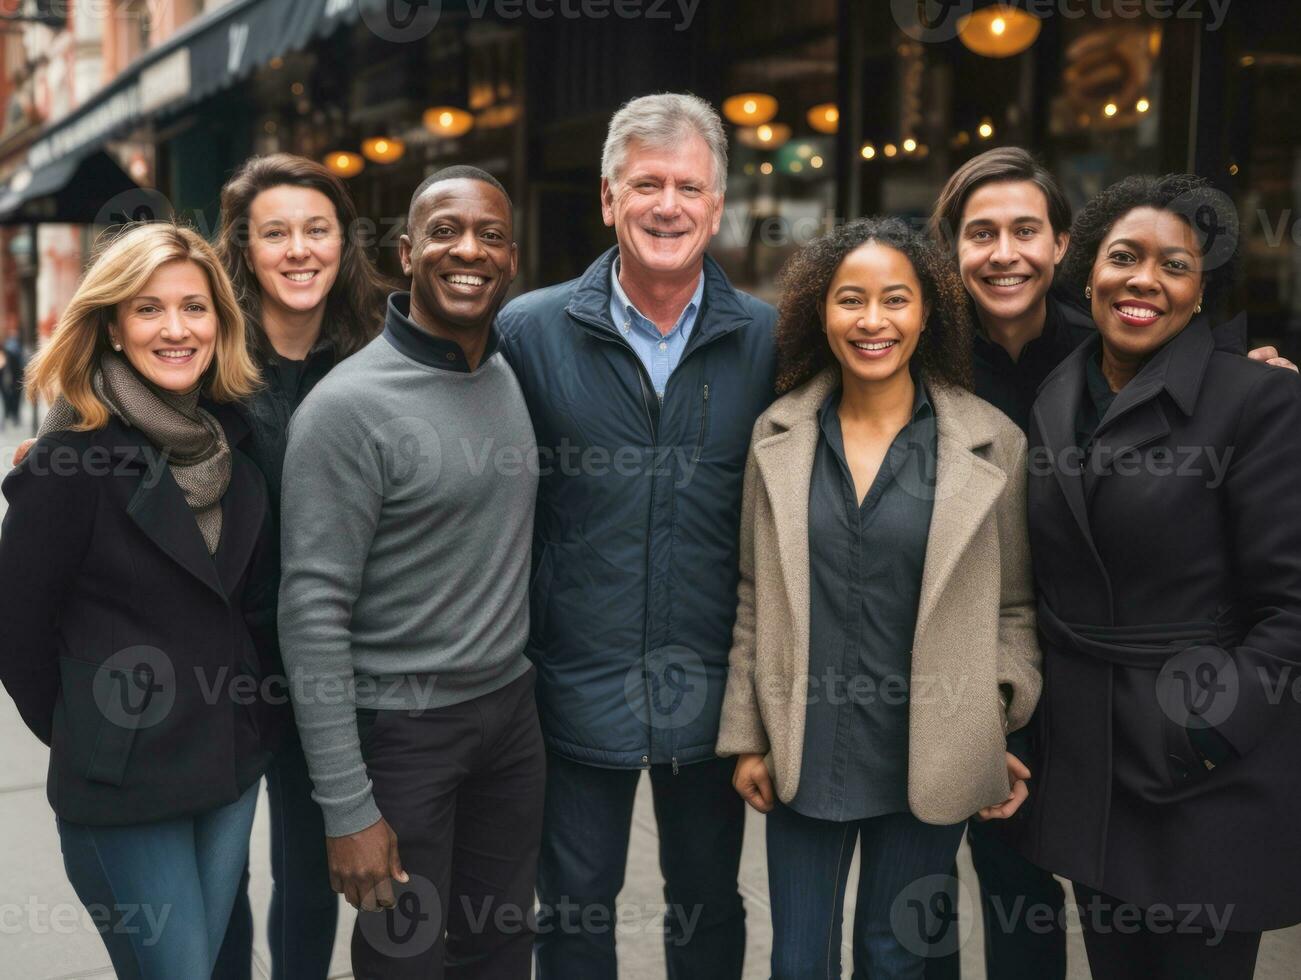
[
  {"xmin": 400, "ymin": 178, "xmax": 518, "ymax": 334},
  {"xmin": 246, "ymin": 185, "xmax": 343, "ymax": 321},
  {"xmin": 957, "ymin": 179, "xmax": 1068, "ymax": 328},
  {"xmin": 1089, "ymin": 206, "xmax": 1204, "ymax": 362},
  {"xmin": 601, "ymin": 133, "xmax": 723, "ymax": 283},
  {"xmin": 110, "ymin": 259, "xmax": 219, "ymax": 394},
  {"xmin": 822, "ymin": 242, "xmax": 928, "ymax": 387}
]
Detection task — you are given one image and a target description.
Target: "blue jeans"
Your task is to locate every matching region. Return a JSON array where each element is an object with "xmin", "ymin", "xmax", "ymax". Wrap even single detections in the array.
[
  {"xmin": 535, "ymin": 752, "xmax": 746, "ymax": 980},
  {"xmin": 214, "ymin": 734, "xmax": 338, "ymax": 980},
  {"xmin": 767, "ymin": 804, "xmax": 966, "ymax": 980},
  {"xmin": 57, "ymin": 781, "xmax": 259, "ymax": 980}
]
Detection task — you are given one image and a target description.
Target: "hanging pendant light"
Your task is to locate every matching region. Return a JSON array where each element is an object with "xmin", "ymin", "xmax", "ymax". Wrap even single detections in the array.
[
  {"xmin": 736, "ymin": 123, "xmax": 791, "ymax": 150},
  {"xmin": 324, "ymin": 151, "xmax": 364, "ymax": 177},
  {"xmin": 722, "ymin": 93, "xmax": 778, "ymax": 127},
  {"xmin": 958, "ymin": 4, "xmax": 1041, "ymax": 58},
  {"xmin": 361, "ymin": 137, "xmax": 406, "ymax": 164},
  {"xmin": 423, "ymin": 106, "xmax": 475, "ymax": 138},
  {"xmin": 806, "ymin": 103, "xmax": 839, "ymax": 134}
]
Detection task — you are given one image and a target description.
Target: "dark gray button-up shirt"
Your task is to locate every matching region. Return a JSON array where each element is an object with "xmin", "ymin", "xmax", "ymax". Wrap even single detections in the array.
[{"xmin": 789, "ymin": 379, "xmax": 937, "ymax": 822}]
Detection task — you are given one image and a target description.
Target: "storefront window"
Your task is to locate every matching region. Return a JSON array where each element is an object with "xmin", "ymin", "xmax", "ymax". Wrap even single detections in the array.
[
  {"xmin": 1224, "ymin": 20, "xmax": 1301, "ymax": 346},
  {"xmin": 709, "ymin": 0, "xmax": 838, "ymax": 298}
]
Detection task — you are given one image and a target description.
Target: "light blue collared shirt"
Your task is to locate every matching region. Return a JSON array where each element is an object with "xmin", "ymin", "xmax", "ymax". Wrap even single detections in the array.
[{"xmin": 609, "ymin": 258, "xmax": 705, "ymax": 399}]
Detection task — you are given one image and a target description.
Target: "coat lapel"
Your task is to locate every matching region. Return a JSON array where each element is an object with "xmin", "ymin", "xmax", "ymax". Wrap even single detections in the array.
[
  {"xmin": 1033, "ymin": 335, "xmax": 1094, "ymax": 545},
  {"xmin": 125, "ymin": 457, "xmax": 227, "ymax": 601},
  {"xmin": 119, "ymin": 405, "xmax": 268, "ymax": 605},
  {"xmin": 213, "ymin": 452, "xmax": 267, "ymax": 598},
  {"xmin": 913, "ymin": 386, "xmax": 1006, "ymax": 639},
  {"xmin": 752, "ymin": 369, "xmax": 838, "ymax": 653},
  {"xmin": 752, "ymin": 372, "xmax": 1011, "ymax": 661},
  {"xmin": 1082, "ymin": 320, "xmax": 1212, "ymax": 499}
]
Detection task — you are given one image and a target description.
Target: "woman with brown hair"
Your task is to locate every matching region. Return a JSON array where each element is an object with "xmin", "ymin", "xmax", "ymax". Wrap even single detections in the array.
[
  {"xmin": 210, "ymin": 153, "xmax": 388, "ymax": 980},
  {"xmin": 0, "ymin": 223, "xmax": 272, "ymax": 979},
  {"xmin": 716, "ymin": 217, "xmax": 1041, "ymax": 978}
]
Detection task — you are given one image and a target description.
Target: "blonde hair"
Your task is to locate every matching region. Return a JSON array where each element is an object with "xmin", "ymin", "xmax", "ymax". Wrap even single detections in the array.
[{"xmin": 26, "ymin": 223, "xmax": 261, "ymax": 430}]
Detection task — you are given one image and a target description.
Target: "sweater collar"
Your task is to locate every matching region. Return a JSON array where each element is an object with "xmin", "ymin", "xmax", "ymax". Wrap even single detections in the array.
[{"xmin": 382, "ymin": 292, "xmax": 499, "ymax": 372}]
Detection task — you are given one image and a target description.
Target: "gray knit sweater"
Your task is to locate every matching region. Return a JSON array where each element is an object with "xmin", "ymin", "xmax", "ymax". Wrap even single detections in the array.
[{"xmin": 279, "ymin": 327, "xmax": 537, "ymax": 836}]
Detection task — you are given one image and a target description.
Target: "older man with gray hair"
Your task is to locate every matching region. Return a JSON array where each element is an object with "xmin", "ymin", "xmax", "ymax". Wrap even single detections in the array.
[{"xmin": 498, "ymin": 93, "xmax": 776, "ymax": 979}]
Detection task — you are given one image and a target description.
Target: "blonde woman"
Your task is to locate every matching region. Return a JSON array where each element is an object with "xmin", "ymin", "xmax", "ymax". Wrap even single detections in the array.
[{"xmin": 0, "ymin": 224, "xmax": 270, "ymax": 979}]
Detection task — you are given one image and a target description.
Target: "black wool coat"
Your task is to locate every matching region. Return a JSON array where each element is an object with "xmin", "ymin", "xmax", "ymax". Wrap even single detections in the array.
[
  {"xmin": 0, "ymin": 405, "xmax": 275, "ymax": 826},
  {"xmin": 1023, "ymin": 318, "xmax": 1301, "ymax": 931}
]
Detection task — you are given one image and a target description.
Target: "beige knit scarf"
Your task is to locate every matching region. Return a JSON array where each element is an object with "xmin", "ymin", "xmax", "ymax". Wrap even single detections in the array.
[{"xmin": 40, "ymin": 351, "xmax": 230, "ymax": 554}]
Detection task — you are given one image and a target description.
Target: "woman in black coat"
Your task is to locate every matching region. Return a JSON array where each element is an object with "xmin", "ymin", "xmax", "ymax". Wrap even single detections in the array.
[
  {"xmin": 1025, "ymin": 174, "xmax": 1301, "ymax": 979},
  {"xmin": 0, "ymin": 223, "xmax": 273, "ymax": 979}
]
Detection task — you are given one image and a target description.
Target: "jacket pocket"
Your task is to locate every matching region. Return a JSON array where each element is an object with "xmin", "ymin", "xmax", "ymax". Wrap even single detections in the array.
[{"xmin": 57, "ymin": 657, "xmax": 148, "ymax": 787}]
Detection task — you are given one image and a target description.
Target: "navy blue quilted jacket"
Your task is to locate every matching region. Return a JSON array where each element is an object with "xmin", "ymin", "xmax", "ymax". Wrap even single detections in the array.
[{"xmin": 499, "ymin": 247, "xmax": 776, "ymax": 769}]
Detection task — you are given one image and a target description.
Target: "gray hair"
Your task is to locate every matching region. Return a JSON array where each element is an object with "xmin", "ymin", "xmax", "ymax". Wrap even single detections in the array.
[{"xmin": 601, "ymin": 93, "xmax": 729, "ymax": 196}]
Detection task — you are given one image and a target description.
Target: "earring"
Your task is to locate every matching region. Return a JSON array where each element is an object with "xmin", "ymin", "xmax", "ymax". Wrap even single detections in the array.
[
  {"xmin": 112, "ymin": 341, "xmax": 122, "ymax": 351},
  {"xmin": 1195, "ymin": 301, "xmax": 1203, "ymax": 314},
  {"xmin": 1084, "ymin": 285, "xmax": 1092, "ymax": 300}
]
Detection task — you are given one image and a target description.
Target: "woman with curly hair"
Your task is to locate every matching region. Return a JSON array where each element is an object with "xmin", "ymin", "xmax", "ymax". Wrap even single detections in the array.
[
  {"xmin": 716, "ymin": 217, "xmax": 1042, "ymax": 977},
  {"xmin": 1025, "ymin": 173, "xmax": 1301, "ymax": 979}
]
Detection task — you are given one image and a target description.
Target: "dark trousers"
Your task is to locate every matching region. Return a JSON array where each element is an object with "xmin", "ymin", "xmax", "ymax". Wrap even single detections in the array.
[
  {"xmin": 1073, "ymin": 883, "xmax": 1261, "ymax": 980},
  {"xmin": 767, "ymin": 803, "xmax": 966, "ymax": 980},
  {"xmin": 922, "ymin": 819, "xmax": 1067, "ymax": 980},
  {"xmin": 352, "ymin": 667, "xmax": 545, "ymax": 980},
  {"xmin": 534, "ymin": 752, "xmax": 746, "ymax": 980},
  {"xmin": 212, "ymin": 734, "xmax": 339, "ymax": 980},
  {"xmin": 968, "ymin": 816, "xmax": 1066, "ymax": 978}
]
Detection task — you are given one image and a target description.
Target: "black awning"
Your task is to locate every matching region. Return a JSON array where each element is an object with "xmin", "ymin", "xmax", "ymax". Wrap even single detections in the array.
[
  {"xmin": 20, "ymin": 0, "xmax": 364, "ymax": 175},
  {"xmin": 0, "ymin": 150, "xmax": 140, "ymax": 225}
]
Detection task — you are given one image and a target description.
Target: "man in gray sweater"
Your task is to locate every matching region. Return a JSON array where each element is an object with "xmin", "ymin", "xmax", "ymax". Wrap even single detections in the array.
[{"xmin": 279, "ymin": 166, "xmax": 542, "ymax": 979}]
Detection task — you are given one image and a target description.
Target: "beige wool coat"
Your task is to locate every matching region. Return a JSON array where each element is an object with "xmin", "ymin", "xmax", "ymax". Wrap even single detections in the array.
[{"xmin": 716, "ymin": 368, "xmax": 1042, "ymax": 824}]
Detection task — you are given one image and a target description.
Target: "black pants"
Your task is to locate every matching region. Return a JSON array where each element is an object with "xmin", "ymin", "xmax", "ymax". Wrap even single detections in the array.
[
  {"xmin": 534, "ymin": 752, "xmax": 746, "ymax": 980},
  {"xmin": 1073, "ymin": 883, "xmax": 1261, "ymax": 980},
  {"xmin": 351, "ymin": 667, "xmax": 546, "ymax": 980}
]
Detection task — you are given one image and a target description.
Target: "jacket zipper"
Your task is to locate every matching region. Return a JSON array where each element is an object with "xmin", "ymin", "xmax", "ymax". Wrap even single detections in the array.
[
  {"xmin": 568, "ymin": 309, "xmax": 732, "ymax": 768},
  {"xmin": 572, "ymin": 321, "xmax": 657, "ymax": 439},
  {"xmin": 568, "ymin": 311, "xmax": 661, "ymax": 763},
  {"xmin": 691, "ymin": 383, "xmax": 710, "ymax": 463}
]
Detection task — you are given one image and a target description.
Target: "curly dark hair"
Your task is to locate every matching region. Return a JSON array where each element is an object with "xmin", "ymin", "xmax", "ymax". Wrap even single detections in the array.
[
  {"xmin": 1059, "ymin": 173, "xmax": 1240, "ymax": 311},
  {"xmin": 774, "ymin": 217, "xmax": 974, "ymax": 395}
]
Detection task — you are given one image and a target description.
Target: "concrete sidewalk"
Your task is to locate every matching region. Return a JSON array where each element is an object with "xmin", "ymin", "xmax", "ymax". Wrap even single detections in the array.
[{"xmin": 2, "ymin": 398, "xmax": 1300, "ymax": 978}]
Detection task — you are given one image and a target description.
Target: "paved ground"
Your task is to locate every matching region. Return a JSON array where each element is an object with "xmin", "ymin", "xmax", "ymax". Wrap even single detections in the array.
[{"xmin": 2, "ymin": 400, "xmax": 1299, "ymax": 978}]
